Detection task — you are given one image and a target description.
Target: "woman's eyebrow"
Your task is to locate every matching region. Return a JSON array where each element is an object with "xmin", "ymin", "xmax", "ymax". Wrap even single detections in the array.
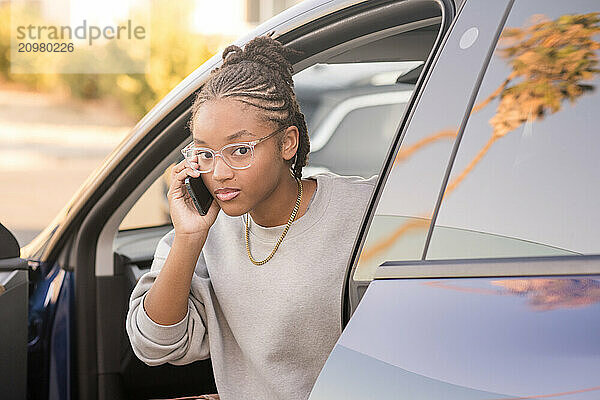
[{"xmin": 194, "ymin": 130, "xmax": 255, "ymax": 145}]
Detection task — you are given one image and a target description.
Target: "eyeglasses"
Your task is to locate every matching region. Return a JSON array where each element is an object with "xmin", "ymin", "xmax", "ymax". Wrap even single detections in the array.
[{"xmin": 181, "ymin": 126, "xmax": 288, "ymax": 173}]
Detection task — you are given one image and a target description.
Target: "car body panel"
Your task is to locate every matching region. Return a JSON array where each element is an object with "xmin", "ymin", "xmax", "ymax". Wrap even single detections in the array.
[{"xmin": 311, "ymin": 272, "xmax": 600, "ymax": 399}]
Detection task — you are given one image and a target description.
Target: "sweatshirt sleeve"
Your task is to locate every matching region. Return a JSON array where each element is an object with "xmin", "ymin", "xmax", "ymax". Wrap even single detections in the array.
[{"xmin": 125, "ymin": 228, "xmax": 211, "ymax": 366}]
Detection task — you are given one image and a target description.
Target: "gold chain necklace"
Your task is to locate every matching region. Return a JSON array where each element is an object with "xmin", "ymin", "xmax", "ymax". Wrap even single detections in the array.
[{"xmin": 245, "ymin": 177, "xmax": 303, "ymax": 266}]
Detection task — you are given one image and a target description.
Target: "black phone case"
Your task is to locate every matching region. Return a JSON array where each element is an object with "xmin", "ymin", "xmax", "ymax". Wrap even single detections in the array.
[{"xmin": 184, "ymin": 176, "xmax": 213, "ymax": 216}]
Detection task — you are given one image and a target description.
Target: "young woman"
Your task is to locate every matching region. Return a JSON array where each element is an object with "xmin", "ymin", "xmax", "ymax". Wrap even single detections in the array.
[{"xmin": 126, "ymin": 34, "xmax": 377, "ymax": 400}]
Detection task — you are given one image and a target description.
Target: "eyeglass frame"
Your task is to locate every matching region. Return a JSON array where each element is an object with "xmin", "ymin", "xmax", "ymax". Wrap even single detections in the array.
[{"xmin": 181, "ymin": 125, "xmax": 289, "ymax": 173}]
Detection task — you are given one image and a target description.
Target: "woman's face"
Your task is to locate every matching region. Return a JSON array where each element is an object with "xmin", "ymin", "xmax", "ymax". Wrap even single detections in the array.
[{"xmin": 191, "ymin": 98, "xmax": 295, "ymax": 216}]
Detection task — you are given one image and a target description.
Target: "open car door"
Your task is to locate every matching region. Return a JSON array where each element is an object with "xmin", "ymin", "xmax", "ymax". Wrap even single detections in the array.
[{"xmin": 0, "ymin": 223, "xmax": 28, "ymax": 400}]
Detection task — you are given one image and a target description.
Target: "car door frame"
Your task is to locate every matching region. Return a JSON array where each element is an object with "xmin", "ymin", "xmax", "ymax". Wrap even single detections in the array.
[
  {"xmin": 341, "ymin": 0, "xmax": 523, "ymax": 326},
  {"xmin": 339, "ymin": 0, "xmax": 474, "ymax": 324}
]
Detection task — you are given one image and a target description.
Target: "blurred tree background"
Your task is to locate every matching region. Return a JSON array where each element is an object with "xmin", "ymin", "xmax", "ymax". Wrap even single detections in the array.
[
  {"xmin": 0, "ymin": 0, "xmax": 302, "ymax": 245},
  {"xmin": 0, "ymin": 0, "xmax": 228, "ymax": 119}
]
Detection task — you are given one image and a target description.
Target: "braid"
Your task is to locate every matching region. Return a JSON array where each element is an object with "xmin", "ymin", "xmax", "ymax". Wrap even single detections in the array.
[{"xmin": 188, "ymin": 33, "xmax": 310, "ymax": 179}]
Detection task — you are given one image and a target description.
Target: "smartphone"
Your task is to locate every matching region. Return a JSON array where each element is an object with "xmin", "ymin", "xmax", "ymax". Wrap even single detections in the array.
[{"xmin": 184, "ymin": 175, "xmax": 213, "ymax": 216}]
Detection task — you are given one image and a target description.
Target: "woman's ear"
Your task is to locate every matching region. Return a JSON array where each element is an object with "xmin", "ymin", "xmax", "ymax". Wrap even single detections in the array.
[{"xmin": 280, "ymin": 126, "xmax": 299, "ymax": 163}]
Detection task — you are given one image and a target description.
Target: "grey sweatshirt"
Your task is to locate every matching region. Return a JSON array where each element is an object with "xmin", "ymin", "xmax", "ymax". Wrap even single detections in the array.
[{"xmin": 125, "ymin": 171, "xmax": 377, "ymax": 400}]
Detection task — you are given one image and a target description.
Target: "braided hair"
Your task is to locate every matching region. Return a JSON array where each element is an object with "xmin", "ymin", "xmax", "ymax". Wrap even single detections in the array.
[{"xmin": 188, "ymin": 33, "xmax": 310, "ymax": 179}]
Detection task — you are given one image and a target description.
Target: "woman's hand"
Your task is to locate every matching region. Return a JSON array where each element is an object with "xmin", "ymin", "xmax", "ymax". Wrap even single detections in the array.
[{"xmin": 167, "ymin": 159, "xmax": 221, "ymax": 237}]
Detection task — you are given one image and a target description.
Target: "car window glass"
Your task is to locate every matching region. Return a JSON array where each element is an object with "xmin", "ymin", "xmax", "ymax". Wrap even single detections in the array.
[
  {"xmin": 295, "ymin": 62, "xmax": 418, "ymax": 178},
  {"xmin": 427, "ymin": 0, "xmax": 600, "ymax": 260},
  {"xmin": 310, "ymin": 102, "xmax": 405, "ymax": 178},
  {"xmin": 119, "ymin": 163, "xmax": 173, "ymax": 230},
  {"xmin": 353, "ymin": 0, "xmax": 514, "ymax": 281}
]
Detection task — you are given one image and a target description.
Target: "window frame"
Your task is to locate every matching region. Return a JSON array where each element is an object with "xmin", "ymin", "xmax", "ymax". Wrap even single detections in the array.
[{"xmin": 343, "ymin": 0, "xmax": 515, "ymax": 325}]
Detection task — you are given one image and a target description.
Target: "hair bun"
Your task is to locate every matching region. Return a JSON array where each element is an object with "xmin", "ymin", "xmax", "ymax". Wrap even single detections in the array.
[
  {"xmin": 221, "ymin": 44, "xmax": 244, "ymax": 64},
  {"xmin": 221, "ymin": 33, "xmax": 302, "ymax": 87}
]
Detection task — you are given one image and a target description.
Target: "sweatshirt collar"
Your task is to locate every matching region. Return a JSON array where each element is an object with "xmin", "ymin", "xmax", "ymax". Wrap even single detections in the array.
[{"xmin": 242, "ymin": 173, "xmax": 332, "ymax": 242}]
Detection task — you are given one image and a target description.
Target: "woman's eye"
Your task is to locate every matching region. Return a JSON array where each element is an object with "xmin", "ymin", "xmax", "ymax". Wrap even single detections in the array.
[
  {"xmin": 198, "ymin": 151, "xmax": 213, "ymax": 159},
  {"xmin": 233, "ymin": 146, "xmax": 250, "ymax": 156}
]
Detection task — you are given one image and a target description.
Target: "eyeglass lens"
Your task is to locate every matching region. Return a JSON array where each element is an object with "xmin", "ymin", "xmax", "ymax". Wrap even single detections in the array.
[{"xmin": 185, "ymin": 144, "xmax": 253, "ymax": 171}]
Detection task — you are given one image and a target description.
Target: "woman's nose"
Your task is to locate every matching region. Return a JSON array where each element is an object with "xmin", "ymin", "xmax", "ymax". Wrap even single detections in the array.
[{"xmin": 212, "ymin": 154, "xmax": 234, "ymax": 179}]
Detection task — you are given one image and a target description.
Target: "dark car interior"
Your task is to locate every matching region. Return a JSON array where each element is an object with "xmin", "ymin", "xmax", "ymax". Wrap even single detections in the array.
[{"xmin": 64, "ymin": 1, "xmax": 450, "ymax": 399}]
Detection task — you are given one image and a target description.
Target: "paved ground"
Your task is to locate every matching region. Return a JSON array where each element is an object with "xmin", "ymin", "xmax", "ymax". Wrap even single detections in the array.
[{"xmin": 0, "ymin": 82, "xmax": 135, "ymax": 247}]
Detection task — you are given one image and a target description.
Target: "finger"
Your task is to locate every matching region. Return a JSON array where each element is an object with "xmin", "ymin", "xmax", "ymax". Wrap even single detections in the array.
[
  {"xmin": 172, "ymin": 160, "xmax": 188, "ymax": 174},
  {"xmin": 168, "ymin": 168, "xmax": 199, "ymax": 199},
  {"xmin": 173, "ymin": 166, "xmax": 201, "ymax": 184},
  {"xmin": 186, "ymin": 160, "xmax": 199, "ymax": 170},
  {"xmin": 179, "ymin": 159, "xmax": 200, "ymax": 173}
]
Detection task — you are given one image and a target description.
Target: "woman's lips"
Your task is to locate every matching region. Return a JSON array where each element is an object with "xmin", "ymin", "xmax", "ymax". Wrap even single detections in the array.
[{"xmin": 215, "ymin": 190, "xmax": 240, "ymax": 201}]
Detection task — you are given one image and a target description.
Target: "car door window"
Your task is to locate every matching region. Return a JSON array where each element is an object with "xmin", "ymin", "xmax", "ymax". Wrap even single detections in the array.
[
  {"xmin": 352, "ymin": 0, "xmax": 515, "ymax": 282},
  {"xmin": 295, "ymin": 62, "xmax": 419, "ymax": 179},
  {"xmin": 427, "ymin": 0, "xmax": 600, "ymax": 260},
  {"xmin": 312, "ymin": 101, "xmax": 404, "ymax": 178},
  {"xmin": 119, "ymin": 163, "xmax": 173, "ymax": 231}
]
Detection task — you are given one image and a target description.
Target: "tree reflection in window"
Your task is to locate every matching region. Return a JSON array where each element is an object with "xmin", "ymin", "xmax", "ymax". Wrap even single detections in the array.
[{"xmin": 359, "ymin": 12, "xmax": 600, "ymax": 269}]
